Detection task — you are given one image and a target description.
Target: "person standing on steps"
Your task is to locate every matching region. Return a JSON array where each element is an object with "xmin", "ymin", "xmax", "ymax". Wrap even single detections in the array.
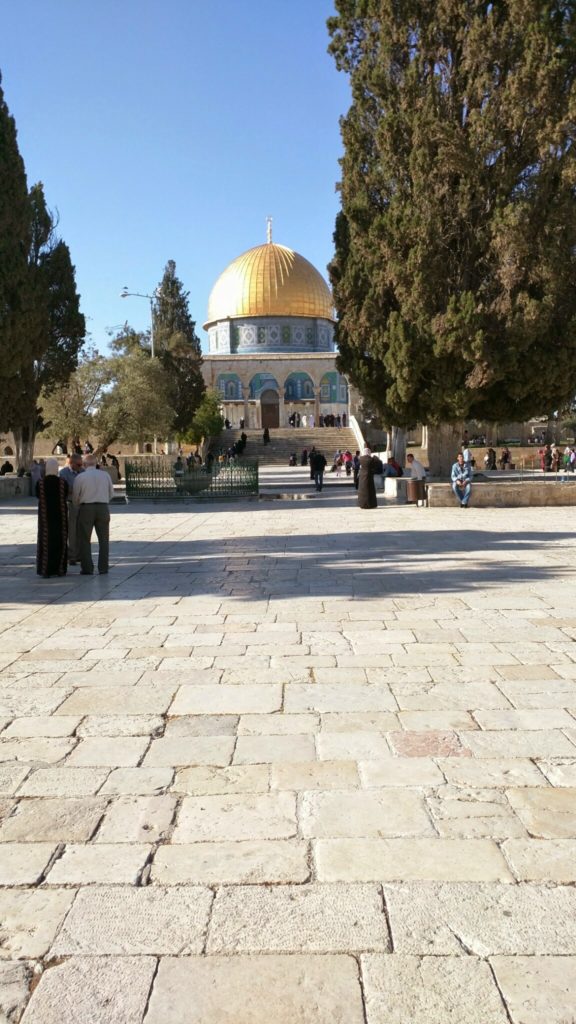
[
  {"xmin": 73, "ymin": 455, "xmax": 114, "ymax": 574},
  {"xmin": 262, "ymin": 427, "xmax": 270, "ymax": 445}
]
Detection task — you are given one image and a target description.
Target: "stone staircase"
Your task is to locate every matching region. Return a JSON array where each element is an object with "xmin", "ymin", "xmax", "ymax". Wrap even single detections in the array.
[{"xmin": 213, "ymin": 428, "xmax": 360, "ymax": 466}]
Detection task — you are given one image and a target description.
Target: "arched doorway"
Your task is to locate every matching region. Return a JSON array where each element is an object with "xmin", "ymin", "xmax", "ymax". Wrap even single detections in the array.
[{"xmin": 261, "ymin": 389, "xmax": 280, "ymax": 428}]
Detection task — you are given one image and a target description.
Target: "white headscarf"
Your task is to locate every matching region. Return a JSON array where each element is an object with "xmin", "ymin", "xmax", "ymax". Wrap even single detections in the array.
[{"xmin": 45, "ymin": 458, "xmax": 59, "ymax": 476}]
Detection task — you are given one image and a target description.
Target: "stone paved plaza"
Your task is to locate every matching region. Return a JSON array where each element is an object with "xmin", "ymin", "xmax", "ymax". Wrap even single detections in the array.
[{"xmin": 1, "ymin": 492, "xmax": 576, "ymax": 1022}]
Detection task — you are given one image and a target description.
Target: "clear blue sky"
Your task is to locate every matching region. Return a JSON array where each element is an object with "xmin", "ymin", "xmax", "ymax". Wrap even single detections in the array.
[{"xmin": 2, "ymin": 0, "xmax": 350, "ymax": 352}]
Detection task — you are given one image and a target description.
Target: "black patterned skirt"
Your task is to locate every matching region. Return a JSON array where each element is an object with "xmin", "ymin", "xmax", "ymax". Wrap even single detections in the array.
[{"xmin": 37, "ymin": 477, "xmax": 68, "ymax": 577}]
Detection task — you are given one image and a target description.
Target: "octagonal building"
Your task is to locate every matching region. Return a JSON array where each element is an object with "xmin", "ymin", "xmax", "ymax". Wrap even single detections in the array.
[{"xmin": 202, "ymin": 235, "xmax": 349, "ymax": 429}]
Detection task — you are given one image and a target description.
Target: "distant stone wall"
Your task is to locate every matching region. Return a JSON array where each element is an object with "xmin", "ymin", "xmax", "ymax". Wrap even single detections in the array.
[{"xmin": 427, "ymin": 481, "xmax": 576, "ymax": 507}]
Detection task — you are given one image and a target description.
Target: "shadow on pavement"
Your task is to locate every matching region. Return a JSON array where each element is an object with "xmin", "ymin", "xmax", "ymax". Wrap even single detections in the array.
[{"xmin": 1, "ymin": 497, "xmax": 575, "ymax": 607}]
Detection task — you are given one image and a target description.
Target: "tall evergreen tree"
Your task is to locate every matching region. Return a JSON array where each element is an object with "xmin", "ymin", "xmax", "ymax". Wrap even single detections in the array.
[
  {"xmin": 7, "ymin": 184, "xmax": 85, "ymax": 468},
  {"xmin": 152, "ymin": 260, "xmax": 205, "ymax": 436},
  {"xmin": 328, "ymin": 1, "xmax": 576, "ymax": 470},
  {"xmin": 0, "ymin": 72, "xmax": 31, "ymax": 395}
]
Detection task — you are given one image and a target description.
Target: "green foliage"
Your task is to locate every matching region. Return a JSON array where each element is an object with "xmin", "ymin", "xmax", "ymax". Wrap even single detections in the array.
[
  {"xmin": 0, "ymin": 72, "xmax": 31, "ymax": 399},
  {"xmin": 0, "ymin": 76, "xmax": 85, "ymax": 465},
  {"xmin": 0, "ymin": 178, "xmax": 85, "ymax": 472},
  {"xmin": 181, "ymin": 388, "xmax": 224, "ymax": 445},
  {"xmin": 152, "ymin": 260, "xmax": 205, "ymax": 434},
  {"xmin": 328, "ymin": 1, "xmax": 576, "ymax": 427},
  {"xmin": 40, "ymin": 348, "xmax": 114, "ymax": 444},
  {"xmin": 94, "ymin": 347, "xmax": 175, "ymax": 450}
]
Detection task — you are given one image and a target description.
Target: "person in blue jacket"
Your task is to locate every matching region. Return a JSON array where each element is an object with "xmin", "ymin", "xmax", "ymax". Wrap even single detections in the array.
[{"xmin": 451, "ymin": 452, "xmax": 472, "ymax": 508}]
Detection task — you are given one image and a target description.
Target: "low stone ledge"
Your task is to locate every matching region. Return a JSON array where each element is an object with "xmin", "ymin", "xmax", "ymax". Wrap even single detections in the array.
[
  {"xmin": 427, "ymin": 480, "xmax": 576, "ymax": 507},
  {"xmin": 0, "ymin": 476, "xmax": 31, "ymax": 499},
  {"xmin": 380, "ymin": 477, "xmax": 409, "ymax": 503}
]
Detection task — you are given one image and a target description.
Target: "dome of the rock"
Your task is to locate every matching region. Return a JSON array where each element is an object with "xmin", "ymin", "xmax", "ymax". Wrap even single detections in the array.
[
  {"xmin": 204, "ymin": 241, "xmax": 334, "ymax": 328},
  {"xmin": 201, "ymin": 231, "xmax": 349, "ymax": 430}
]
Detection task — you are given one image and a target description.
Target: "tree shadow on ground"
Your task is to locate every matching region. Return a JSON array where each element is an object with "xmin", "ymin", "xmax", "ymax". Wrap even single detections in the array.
[{"xmin": 1, "ymin": 507, "xmax": 575, "ymax": 608}]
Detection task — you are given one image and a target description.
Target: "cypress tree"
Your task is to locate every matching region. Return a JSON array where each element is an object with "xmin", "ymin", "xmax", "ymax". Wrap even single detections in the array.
[
  {"xmin": 8, "ymin": 184, "xmax": 85, "ymax": 468},
  {"xmin": 153, "ymin": 260, "xmax": 205, "ymax": 436},
  {"xmin": 328, "ymin": 2, "xmax": 576, "ymax": 470},
  {"xmin": 0, "ymin": 72, "xmax": 31, "ymax": 396}
]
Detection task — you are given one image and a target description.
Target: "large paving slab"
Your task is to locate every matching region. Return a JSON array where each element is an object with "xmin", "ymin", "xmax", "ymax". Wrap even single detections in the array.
[
  {"xmin": 207, "ymin": 883, "xmax": 390, "ymax": 952},
  {"xmin": 2, "ymin": 498, "xmax": 576, "ymax": 1020},
  {"xmin": 361, "ymin": 954, "xmax": 509, "ymax": 1023},
  {"xmin": 490, "ymin": 955, "xmax": 576, "ymax": 1024},
  {"xmin": 50, "ymin": 886, "xmax": 213, "ymax": 954},
  {"xmin": 383, "ymin": 881, "xmax": 576, "ymax": 954},
  {"xmin": 20, "ymin": 956, "xmax": 157, "ymax": 1024},
  {"xmin": 144, "ymin": 955, "xmax": 365, "ymax": 1024}
]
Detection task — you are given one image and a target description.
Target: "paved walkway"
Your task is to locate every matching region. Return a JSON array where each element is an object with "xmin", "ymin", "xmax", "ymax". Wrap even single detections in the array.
[{"xmin": 1, "ymin": 496, "xmax": 576, "ymax": 1022}]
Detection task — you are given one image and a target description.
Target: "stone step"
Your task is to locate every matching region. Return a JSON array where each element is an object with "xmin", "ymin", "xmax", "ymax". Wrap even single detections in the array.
[{"xmin": 214, "ymin": 428, "xmax": 360, "ymax": 465}]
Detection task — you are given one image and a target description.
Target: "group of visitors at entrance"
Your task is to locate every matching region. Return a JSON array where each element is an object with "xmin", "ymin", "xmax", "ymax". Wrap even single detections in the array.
[
  {"xmin": 318, "ymin": 413, "xmax": 346, "ymax": 427},
  {"xmin": 286, "ymin": 413, "xmax": 348, "ymax": 428},
  {"xmin": 35, "ymin": 453, "xmax": 114, "ymax": 578}
]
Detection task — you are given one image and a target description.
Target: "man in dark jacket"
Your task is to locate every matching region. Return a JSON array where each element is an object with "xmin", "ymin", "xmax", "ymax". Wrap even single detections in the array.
[{"xmin": 310, "ymin": 450, "xmax": 327, "ymax": 492}]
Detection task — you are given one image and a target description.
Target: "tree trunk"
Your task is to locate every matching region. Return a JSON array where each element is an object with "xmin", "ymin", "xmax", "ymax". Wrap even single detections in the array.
[
  {"xmin": 426, "ymin": 423, "xmax": 463, "ymax": 478},
  {"xmin": 12, "ymin": 420, "xmax": 36, "ymax": 474},
  {"xmin": 391, "ymin": 426, "xmax": 406, "ymax": 465}
]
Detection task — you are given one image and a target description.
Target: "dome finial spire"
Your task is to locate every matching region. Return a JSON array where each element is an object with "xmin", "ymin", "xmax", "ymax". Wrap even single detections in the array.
[{"xmin": 266, "ymin": 215, "xmax": 273, "ymax": 244}]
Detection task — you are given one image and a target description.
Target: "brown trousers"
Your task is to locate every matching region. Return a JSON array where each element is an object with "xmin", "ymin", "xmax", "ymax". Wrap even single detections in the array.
[{"xmin": 77, "ymin": 503, "xmax": 110, "ymax": 573}]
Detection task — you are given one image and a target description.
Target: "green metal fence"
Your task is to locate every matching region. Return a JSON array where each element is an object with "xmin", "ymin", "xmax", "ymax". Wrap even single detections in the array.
[{"xmin": 124, "ymin": 457, "xmax": 259, "ymax": 501}]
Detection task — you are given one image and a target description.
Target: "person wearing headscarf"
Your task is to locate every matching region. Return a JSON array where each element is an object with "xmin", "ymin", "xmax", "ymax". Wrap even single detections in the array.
[
  {"xmin": 36, "ymin": 458, "xmax": 68, "ymax": 577},
  {"xmin": 357, "ymin": 447, "xmax": 378, "ymax": 509}
]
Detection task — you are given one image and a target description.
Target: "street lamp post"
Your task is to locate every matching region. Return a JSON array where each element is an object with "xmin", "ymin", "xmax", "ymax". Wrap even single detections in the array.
[
  {"xmin": 120, "ymin": 288, "xmax": 156, "ymax": 358},
  {"xmin": 121, "ymin": 287, "xmax": 159, "ymax": 453}
]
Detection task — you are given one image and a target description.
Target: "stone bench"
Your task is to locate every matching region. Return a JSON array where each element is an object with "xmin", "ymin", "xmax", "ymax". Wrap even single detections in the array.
[
  {"xmin": 379, "ymin": 476, "xmax": 409, "ymax": 503},
  {"xmin": 0, "ymin": 476, "xmax": 31, "ymax": 499},
  {"xmin": 427, "ymin": 480, "xmax": 576, "ymax": 507}
]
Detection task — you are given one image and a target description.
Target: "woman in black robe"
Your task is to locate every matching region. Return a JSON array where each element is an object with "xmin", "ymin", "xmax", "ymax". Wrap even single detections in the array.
[
  {"xmin": 36, "ymin": 458, "xmax": 68, "ymax": 577},
  {"xmin": 357, "ymin": 448, "xmax": 378, "ymax": 509}
]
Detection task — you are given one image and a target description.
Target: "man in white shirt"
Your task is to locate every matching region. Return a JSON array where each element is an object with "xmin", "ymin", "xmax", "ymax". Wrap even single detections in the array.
[
  {"xmin": 406, "ymin": 453, "xmax": 426, "ymax": 480},
  {"xmin": 73, "ymin": 456, "xmax": 114, "ymax": 575}
]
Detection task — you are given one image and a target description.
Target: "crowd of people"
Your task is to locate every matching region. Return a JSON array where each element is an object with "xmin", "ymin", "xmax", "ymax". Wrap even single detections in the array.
[
  {"xmin": 29, "ymin": 452, "xmax": 121, "ymax": 487},
  {"xmin": 288, "ymin": 444, "xmax": 426, "ymax": 505},
  {"xmin": 539, "ymin": 444, "xmax": 576, "ymax": 473},
  {"xmin": 286, "ymin": 413, "xmax": 348, "ymax": 428}
]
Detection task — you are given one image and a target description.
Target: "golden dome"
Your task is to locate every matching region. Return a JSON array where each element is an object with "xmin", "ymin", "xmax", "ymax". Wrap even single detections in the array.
[{"xmin": 204, "ymin": 242, "xmax": 334, "ymax": 327}]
